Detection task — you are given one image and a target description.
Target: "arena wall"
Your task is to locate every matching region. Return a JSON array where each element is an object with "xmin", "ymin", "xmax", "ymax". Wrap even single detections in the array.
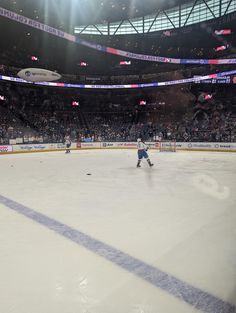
[{"xmin": 1, "ymin": 142, "xmax": 236, "ymax": 154}]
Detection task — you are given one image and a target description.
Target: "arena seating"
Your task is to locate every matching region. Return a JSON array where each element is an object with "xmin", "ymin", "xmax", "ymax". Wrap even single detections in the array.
[{"xmin": 0, "ymin": 81, "xmax": 235, "ymax": 144}]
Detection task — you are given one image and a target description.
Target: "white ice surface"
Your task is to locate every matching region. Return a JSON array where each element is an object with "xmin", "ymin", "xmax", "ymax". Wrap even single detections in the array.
[{"xmin": 0, "ymin": 150, "xmax": 236, "ymax": 313}]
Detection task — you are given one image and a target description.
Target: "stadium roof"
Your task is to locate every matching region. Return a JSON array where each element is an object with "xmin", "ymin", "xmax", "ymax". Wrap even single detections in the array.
[
  {"xmin": 75, "ymin": 0, "xmax": 236, "ymax": 35},
  {"xmin": 1, "ymin": 0, "xmax": 194, "ymax": 32},
  {"xmin": 0, "ymin": 0, "xmax": 236, "ymax": 77}
]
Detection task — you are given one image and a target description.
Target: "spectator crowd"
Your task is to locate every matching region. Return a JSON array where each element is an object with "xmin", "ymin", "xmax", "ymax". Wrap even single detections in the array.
[{"xmin": 0, "ymin": 81, "xmax": 236, "ymax": 145}]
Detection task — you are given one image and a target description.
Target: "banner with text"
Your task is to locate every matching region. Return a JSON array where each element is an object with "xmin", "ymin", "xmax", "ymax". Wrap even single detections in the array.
[{"xmin": 0, "ymin": 145, "xmax": 13, "ymax": 153}]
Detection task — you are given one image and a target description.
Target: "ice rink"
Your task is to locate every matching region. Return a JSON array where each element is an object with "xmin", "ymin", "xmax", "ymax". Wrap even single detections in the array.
[{"xmin": 0, "ymin": 149, "xmax": 236, "ymax": 313}]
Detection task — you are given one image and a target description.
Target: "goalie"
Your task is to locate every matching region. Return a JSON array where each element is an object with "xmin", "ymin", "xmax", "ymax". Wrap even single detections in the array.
[{"xmin": 136, "ymin": 138, "xmax": 154, "ymax": 168}]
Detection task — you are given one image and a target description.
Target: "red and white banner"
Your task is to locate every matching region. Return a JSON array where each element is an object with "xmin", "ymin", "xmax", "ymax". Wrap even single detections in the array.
[
  {"xmin": 0, "ymin": 145, "xmax": 13, "ymax": 153},
  {"xmin": 119, "ymin": 61, "xmax": 131, "ymax": 65},
  {"xmin": 214, "ymin": 29, "xmax": 232, "ymax": 35},
  {"xmin": 163, "ymin": 30, "xmax": 171, "ymax": 37},
  {"xmin": 214, "ymin": 45, "xmax": 229, "ymax": 52}
]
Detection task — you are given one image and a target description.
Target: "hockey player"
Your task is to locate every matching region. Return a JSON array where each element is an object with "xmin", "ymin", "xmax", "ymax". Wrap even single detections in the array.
[
  {"xmin": 65, "ymin": 136, "xmax": 71, "ymax": 154},
  {"xmin": 137, "ymin": 138, "xmax": 154, "ymax": 168}
]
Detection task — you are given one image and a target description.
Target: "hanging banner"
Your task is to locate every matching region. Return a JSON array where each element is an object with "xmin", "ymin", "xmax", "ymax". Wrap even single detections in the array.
[
  {"xmin": 214, "ymin": 29, "xmax": 232, "ymax": 35},
  {"xmin": 1, "ymin": 69, "xmax": 236, "ymax": 89},
  {"xmin": 1, "ymin": 7, "xmax": 236, "ymax": 65}
]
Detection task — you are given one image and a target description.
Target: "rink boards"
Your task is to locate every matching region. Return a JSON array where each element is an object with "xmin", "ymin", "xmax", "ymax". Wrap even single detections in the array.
[{"xmin": 1, "ymin": 141, "xmax": 236, "ymax": 154}]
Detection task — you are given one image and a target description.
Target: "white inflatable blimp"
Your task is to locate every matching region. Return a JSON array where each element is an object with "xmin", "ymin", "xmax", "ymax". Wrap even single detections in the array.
[{"xmin": 17, "ymin": 68, "xmax": 61, "ymax": 82}]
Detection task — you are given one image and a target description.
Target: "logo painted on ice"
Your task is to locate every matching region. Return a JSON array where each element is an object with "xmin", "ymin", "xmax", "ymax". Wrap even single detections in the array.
[{"xmin": 192, "ymin": 173, "xmax": 230, "ymax": 200}]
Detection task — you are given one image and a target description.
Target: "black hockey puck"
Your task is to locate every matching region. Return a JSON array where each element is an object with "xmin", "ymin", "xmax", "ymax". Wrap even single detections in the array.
[{"xmin": 86, "ymin": 173, "xmax": 92, "ymax": 175}]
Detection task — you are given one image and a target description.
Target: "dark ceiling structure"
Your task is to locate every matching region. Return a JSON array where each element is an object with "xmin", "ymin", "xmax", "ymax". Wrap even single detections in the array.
[
  {"xmin": 1, "ymin": 0, "xmax": 192, "ymax": 32},
  {"xmin": 0, "ymin": 0, "xmax": 236, "ymax": 77}
]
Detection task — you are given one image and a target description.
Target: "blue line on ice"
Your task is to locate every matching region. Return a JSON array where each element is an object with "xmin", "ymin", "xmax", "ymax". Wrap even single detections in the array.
[{"xmin": 0, "ymin": 194, "xmax": 235, "ymax": 313}]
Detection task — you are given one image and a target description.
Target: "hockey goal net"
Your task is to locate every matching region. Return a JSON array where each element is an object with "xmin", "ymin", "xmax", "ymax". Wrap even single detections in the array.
[{"xmin": 159, "ymin": 141, "xmax": 176, "ymax": 152}]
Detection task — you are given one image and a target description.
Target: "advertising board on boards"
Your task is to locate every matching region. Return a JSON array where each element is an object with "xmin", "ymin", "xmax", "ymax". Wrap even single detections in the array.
[{"xmin": 0, "ymin": 145, "xmax": 13, "ymax": 153}]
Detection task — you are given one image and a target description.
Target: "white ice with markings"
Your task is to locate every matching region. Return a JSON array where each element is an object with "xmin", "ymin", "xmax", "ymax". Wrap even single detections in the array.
[{"xmin": 0, "ymin": 149, "xmax": 236, "ymax": 313}]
